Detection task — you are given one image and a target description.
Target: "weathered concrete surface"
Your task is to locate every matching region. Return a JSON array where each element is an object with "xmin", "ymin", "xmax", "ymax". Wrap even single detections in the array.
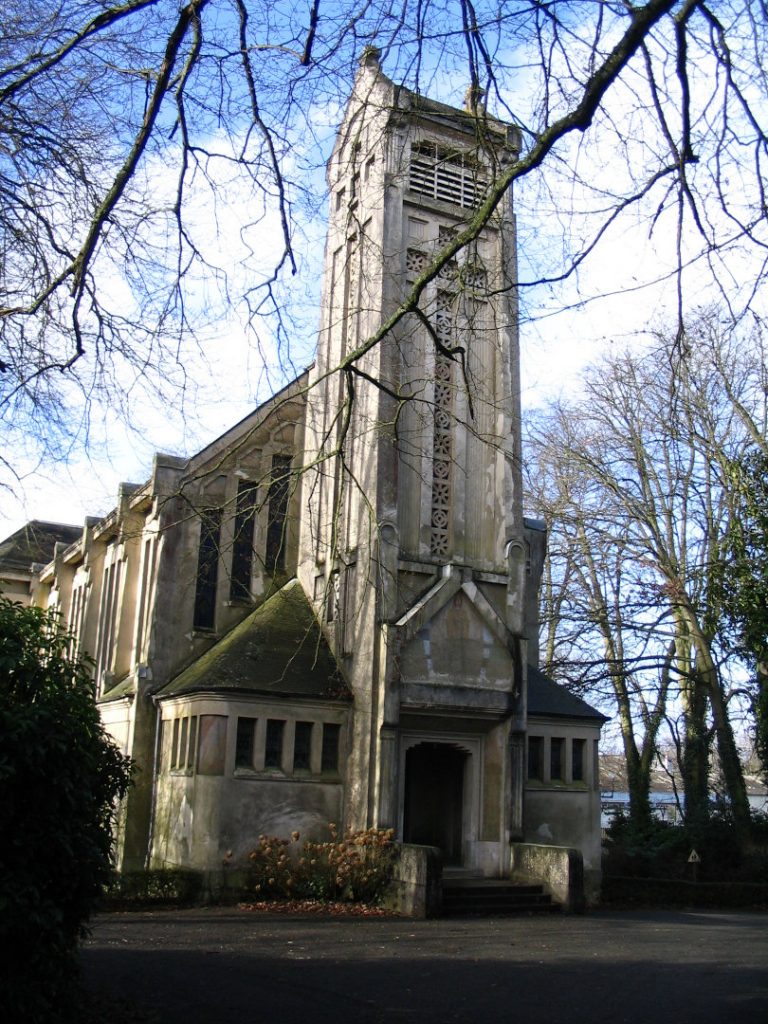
[
  {"xmin": 82, "ymin": 906, "xmax": 768, "ymax": 1023},
  {"xmin": 510, "ymin": 842, "xmax": 585, "ymax": 913},
  {"xmin": 384, "ymin": 843, "xmax": 442, "ymax": 917}
]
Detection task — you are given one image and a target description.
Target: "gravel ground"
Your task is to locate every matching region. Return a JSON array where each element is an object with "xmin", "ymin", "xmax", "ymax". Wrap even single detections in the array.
[{"xmin": 82, "ymin": 906, "xmax": 768, "ymax": 1024}]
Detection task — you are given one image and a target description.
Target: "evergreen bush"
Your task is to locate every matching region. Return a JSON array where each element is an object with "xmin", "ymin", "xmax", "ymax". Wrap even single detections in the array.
[{"xmin": 0, "ymin": 599, "xmax": 133, "ymax": 1023}]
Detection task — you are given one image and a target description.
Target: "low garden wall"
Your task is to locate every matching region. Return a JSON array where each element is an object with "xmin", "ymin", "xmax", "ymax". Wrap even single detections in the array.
[
  {"xmin": 383, "ymin": 844, "xmax": 442, "ymax": 918},
  {"xmin": 510, "ymin": 842, "xmax": 585, "ymax": 913}
]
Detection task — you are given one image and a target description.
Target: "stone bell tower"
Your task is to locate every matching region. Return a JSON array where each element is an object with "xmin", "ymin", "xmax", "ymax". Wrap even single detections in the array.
[{"xmin": 298, "ymin": 49, "xmax": 532, "ymax": 875}]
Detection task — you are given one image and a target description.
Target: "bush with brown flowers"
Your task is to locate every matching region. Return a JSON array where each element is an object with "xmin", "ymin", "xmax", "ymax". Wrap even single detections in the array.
[{"xmin": 247, "ymin": 824, "xmax": 395, "ymax": 904}]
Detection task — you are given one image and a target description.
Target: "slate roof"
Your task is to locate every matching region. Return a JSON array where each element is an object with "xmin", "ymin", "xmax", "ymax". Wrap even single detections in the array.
[
  {"xmin": 527, "ymin": 664, "xmax": 608, "ymax": 722},
  {"xmin": 0, "ymin": 520, "xmax": 81, "ymax": 573},
  {"xmin": 155, "ymin": 579, "xmax": 350, "ymax": 702}
]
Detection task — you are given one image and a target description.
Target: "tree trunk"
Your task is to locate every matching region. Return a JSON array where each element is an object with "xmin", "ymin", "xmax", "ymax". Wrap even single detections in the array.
[
  {"xmin": 680, "ymin": 672, "xmax": 710, "ymax": 830},
  {"xmin": 615, "ymin": 683, "xmax": 653, "ymax": 829},
  {"xmin": 679, "ymin": 602, "xmax": 752, "ymax": 836}
]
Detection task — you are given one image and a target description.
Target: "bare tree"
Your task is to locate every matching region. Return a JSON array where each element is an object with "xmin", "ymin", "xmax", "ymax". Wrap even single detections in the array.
[
  {"xmin": 1, "ymin": 1, "xmax": 767, "ymax": 488},
  {"xmin": 526, "ymin": 316, "xmax": 768, "ymax": 833},
  {"xmin": 531, "ymin": 404, "xmax": 673, "ymax": 827}
]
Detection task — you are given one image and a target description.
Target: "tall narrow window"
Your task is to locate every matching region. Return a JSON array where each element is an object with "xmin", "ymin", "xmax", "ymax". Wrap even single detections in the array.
[
  {"xmin": 135, "ymin": 534, "xmax": 157, "ymax": 658},
  {"xmin": 194, "ymin": 508, "xmax": 222, "ymax": 631},
  {"xmin": 235, "ymin": 717, "xmax": 257, "ymax": 769},
  {"xmin": 179, "ymin": 717, "xmax": 189, "ymax": 769},
  {"xmin": 326, "ymin": 570, "xmax": 340, "ymax": 623},
  {"xmin": 293, "ymin": 721, "xmax": 313, "ymax": 772},
  {"xmin": 321, "ymin": 723, "xmax": 341, "ymax": 774},
  {"xmin": 186, "ymin": 716, "xmax": 198, "ymax": 770},
  {"xmin": 68, "ymin": 581, "xmax": 87, "ymax": 659},
  {"xmin": 572, "ymin": 738, "xmax": 586, "ymax": 782},
  {"xmin": 265, "ymin": 455, "xmax": 291, "ymax": 571},
  {"xmin": 550, "ymin": 737, "xmax": 565, "ymax": 781},
  {"xmin": 170, "ymin": 716, "xmax": 198, "ymax": 772},
  {"xmin": 171, "ymin": 718, "xmax": 180, "ymax": 769},
  {"xmin": 230, "ymin": 482, "xmax": 258, "ymax": 601},
  {"xmin": 264, "ymin": 719, "xmax": 285, "ymax": 769},
  {"xmin": 527, "ymin": 736, "xmax": 544, "ymax": 781},
  {"xmin": 95, "ymin": 553, "xmax": 122, "ymax": 686}
]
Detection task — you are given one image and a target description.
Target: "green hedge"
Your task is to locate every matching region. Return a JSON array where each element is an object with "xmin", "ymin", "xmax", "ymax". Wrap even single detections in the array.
[
  {"xmin": 602, "ymin": 875, "xmax": 768, "ymax": 909},
  {"xmin": 102, "ymin": 869, "xmax": 203, "ymax": 908}
]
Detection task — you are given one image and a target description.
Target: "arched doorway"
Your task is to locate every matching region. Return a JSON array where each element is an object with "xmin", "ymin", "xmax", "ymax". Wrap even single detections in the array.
[{"xmin": 403, "ymin": 742, "xmax": 467, "ymax": 865}]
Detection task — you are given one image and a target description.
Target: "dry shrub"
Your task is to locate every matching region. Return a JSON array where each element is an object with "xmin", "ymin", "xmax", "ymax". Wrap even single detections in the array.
[{"xmin": 247, "ymin": 824, "xmax": 395, "ymax": 904}]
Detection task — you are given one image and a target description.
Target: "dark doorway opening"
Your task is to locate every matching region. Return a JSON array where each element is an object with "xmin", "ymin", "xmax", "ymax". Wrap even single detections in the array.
[{"xmin": 403, "ymin": 742, "xmax": 467, "ymax": 865}]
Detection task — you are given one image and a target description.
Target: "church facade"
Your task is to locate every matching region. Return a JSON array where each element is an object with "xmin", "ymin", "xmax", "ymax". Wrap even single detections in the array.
[{"xmin": 4, "ymin": 55, "xmax": 605, "ymax": 900}]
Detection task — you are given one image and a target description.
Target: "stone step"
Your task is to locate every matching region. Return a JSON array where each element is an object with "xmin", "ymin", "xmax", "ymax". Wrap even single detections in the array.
[{"xmin": 442, "ymin": 880, "xmax": 561, "ymax": 917}]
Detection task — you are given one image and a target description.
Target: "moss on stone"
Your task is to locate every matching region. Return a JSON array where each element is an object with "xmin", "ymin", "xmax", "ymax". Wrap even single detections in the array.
[
  {"xmin": 98, "ymin": 674, "xmax": 135, "ymax": 702},
  {"xmin": 156, "ymin": 579, "xmax": 349, "ymax": 701}
]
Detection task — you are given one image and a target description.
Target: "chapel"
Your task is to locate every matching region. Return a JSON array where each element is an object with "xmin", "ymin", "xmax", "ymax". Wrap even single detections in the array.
[{"xmin": 0, "ymin": 52, "xmax": 605, "ymax": 904}]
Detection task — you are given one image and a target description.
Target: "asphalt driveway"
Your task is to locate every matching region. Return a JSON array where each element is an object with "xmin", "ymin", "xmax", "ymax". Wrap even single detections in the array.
[{"xmin": 82, "ymin": 906, "xmax": 768, "ymax": 1023}]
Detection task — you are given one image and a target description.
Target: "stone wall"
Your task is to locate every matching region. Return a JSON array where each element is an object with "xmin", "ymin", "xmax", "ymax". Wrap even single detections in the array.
[{"xmin": 510, "ymin": 842, "xmax": 585, "ymax": 913}]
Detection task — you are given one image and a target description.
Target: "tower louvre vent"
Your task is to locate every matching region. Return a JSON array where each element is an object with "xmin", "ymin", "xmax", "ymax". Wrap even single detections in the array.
[{"xmin": 409, "ymin": 142, "xmax": 487, "ymax": 209}]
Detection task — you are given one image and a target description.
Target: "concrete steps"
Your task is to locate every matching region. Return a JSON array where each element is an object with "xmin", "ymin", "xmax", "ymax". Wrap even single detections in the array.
[{"xmin": 441, "ymin": 876, "xmax": 561, "ymax": 917}]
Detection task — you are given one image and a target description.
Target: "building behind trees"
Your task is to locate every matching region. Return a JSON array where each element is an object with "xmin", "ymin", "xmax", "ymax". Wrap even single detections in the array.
[{"xmin": 0, "ymin": 60, "xmax": 605, "ymax": 902}]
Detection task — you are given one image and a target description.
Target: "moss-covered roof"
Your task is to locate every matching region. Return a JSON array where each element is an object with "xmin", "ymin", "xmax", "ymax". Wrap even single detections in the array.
[
  {"xmin": 527, "ymin": 665, "xmax": 608, "ymax": 722},
  {"xmin": 155, "ymin": 579, "xmax": 350, "ymax": 702},
  {"xmin": 99, "ymin": 674, "xmax": 135, "ymax": 703}
]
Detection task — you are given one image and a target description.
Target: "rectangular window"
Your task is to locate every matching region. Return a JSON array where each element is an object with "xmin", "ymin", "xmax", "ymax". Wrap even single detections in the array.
[
  {"xmin": 235, "ymin": 717, "xmax": 257, "ymax": 769},
  {"xmin": 550, "ymin": 737, "xmax": 565, "ymax": 781},
  {"xmin": 197, "ymin": 715, "xmax": 227, "ymax": 776},
  {"xmin": 179, "ymin": 717, "xmax": 189, "ymax": 769},
  {"xmin": 194, "ymin": 508, "xmax": 222, "ymax": 630},
  {"xmin": 265, "ymin": 455, "xmax": 291, "ymax": 571},
  {"xmin": 572, "ymin": 738, "xmax": 586, "ymax": 782},
  {"xmin": 95, "ymin": 562, "xmax": 114, "ymax": 679},
  {"xmin": 135, "ymin": 534, "xmax": 157, "ymax": 658},
  {"xmin": 264, "ymin": 719, "xmax": 285, "ymax": 769},
  {"xmin": 171, "ymin": 715, "xmax": 198, "ymax": 772},
  {"xmin": 68, "ymin": 583, "xmax": 87, "ymax": 659},
  {"xmin": 95, "ymin": 552, "xmax": 122, "ymax": 687},
  {"xmin": 171, "ymin": 718, "xmax": 180, "ymax": 769},
  {"xmin": 186, "ymin": 716, "xmax": 198, "ymax": 770},
  {"xmin": 326, "ymin": 570, "xmax": 339, "ymax": 623},
  {"xmin": 527, "ymin": 736, "xmax": 544, "ymax": 780},
  {"xmin": 321, "ymin": 723, "xmax": 341, "ymax": 773},
  {"xmin": 230, "ymin": 482, "xmax": 258, "ymax": 601},
  {"xmin": 293, "ymin": 721, "xmax": 313, "ymax": 772}
]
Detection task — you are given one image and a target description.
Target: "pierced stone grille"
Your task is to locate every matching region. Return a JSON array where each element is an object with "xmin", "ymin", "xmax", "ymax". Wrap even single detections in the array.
[
  {"xmin": 430, "ymin": 292, "xmax": 455, "ymax": 557},
  {"xmin": 438, "ymin": 258, "xmax": 458, "ymax": 282},
  {"xmin": 462, "ymin": 263, "xmax": 487, "ymax": 290},
  {"xmin": 435, "ymin": 289, "xmax": 453, "ymax": 338},
  {"xmin": 406, "ymin": 247, "xmax": 427, "ymax": 277}
]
